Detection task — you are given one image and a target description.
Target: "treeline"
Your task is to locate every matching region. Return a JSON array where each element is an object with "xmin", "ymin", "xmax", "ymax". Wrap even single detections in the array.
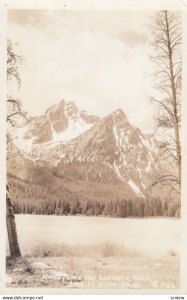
[
  {"xmin": 8, "ymin": 174, "xmax": 180, "ymax": 218},
  {"xmin": 13, "ymin": 196, "xmax": 180, "ymax": 217}
]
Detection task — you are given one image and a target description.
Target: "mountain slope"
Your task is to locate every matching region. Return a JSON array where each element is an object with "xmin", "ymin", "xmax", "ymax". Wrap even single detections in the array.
[
  {"xmin": 8, "ymin": 100, "xmax": 159, "ymax": 199},
  {"xmin": 50, "ymin": 109, "xmax": 158, "ymax": 197}
]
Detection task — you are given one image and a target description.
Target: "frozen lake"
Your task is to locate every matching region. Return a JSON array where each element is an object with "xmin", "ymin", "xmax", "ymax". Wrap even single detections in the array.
[{"xmin": 13, "ymin": 215, "xmax": 180, "ymax": 257}]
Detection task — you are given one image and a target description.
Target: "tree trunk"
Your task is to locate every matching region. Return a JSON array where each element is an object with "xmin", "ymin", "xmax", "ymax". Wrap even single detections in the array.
[
  {"xmin": 165, "ymin": 10, "xmax": 181, "ymax": 187},
  {"xmin": 6, "ymin": 185, "xmax": 21, "ymax": 258}
]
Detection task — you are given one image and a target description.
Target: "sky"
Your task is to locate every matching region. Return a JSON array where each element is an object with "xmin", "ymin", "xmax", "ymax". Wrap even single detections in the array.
[{"xmin": 8, "ymin": 9, "xmax": 157, "ymax": 133}]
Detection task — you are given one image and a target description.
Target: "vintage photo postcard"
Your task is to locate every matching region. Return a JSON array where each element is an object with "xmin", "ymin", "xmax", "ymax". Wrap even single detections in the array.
[{"xmin": 1, "ymin": 0, "xmax": 187, "ymax": 295}]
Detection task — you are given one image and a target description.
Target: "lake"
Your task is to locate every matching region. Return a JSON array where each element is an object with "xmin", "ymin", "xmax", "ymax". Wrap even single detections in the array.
[{"xmin": 13, "ymin": 215, "xmax": 180, "ymax": 257}]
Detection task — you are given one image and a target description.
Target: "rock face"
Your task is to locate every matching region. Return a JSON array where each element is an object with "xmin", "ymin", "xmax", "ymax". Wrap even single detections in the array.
[
  {"xmin": 9, "ymin": 100, "xmax": 159, "ymax": 198},
  {"xmin": 17, "ymin": 100, "xmax": 99, "ymax": 146}
]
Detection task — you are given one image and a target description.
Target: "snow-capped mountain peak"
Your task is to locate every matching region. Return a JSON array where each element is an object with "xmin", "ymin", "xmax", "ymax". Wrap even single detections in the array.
[
  {"xmin": 10, "ymin": 99, "xmax": 159, "ymax": 199},
  {"xmin": 14, "ymin": 100, "xmax": 99, "ymax": 151}
]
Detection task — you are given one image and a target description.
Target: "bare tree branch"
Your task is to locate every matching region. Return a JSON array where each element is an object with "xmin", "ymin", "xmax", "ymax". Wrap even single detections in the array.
[{"xmin": 148, "ymin": 10, "xmax": 181, "ymax": 194}]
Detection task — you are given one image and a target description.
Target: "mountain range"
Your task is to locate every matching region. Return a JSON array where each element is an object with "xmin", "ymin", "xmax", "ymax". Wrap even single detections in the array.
[{"xmin": 8, "ymin": 99, "xmax": 160, "ymax": 201}]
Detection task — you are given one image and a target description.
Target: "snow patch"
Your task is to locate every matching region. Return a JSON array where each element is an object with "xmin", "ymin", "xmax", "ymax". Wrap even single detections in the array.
[
  {"xmin": 51, "ymin": 104, "xmax": 93, "ymax": 143},
  {"xmin": 146, "ymin": 159, "xmax": 152, "ymax": 172},
  {"xmin": 128, "ymin": 179, "xmax": 145, "ymax": 198},
  {"xmin": 141, "ymin": 136, "xmax": 155, "ymax": 152},
  {"xmin": 113, "ymin": 162, "xmax": 124, "ymax": 181},
  {"xmin": 13, "ymin": 126, "xmax": 34, "ymax": 153}
]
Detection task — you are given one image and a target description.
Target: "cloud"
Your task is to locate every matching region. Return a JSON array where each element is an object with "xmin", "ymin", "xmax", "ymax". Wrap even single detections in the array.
[
  {"xmin": 8, "ymin": 9, "xmax": 46, "ymax": 27},
  {"xmin": 116, "ymin": 31, "xmax": 147, "ymax": 46},
  {"xmin": 8, "ymin": 10, "xmax": 155, "ymax": 133}
]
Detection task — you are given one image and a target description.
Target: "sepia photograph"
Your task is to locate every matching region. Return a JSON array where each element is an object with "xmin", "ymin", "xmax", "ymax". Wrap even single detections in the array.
[{"xmin": 5, "ymin": 6, "xmax": 182, "ymax": 291}]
